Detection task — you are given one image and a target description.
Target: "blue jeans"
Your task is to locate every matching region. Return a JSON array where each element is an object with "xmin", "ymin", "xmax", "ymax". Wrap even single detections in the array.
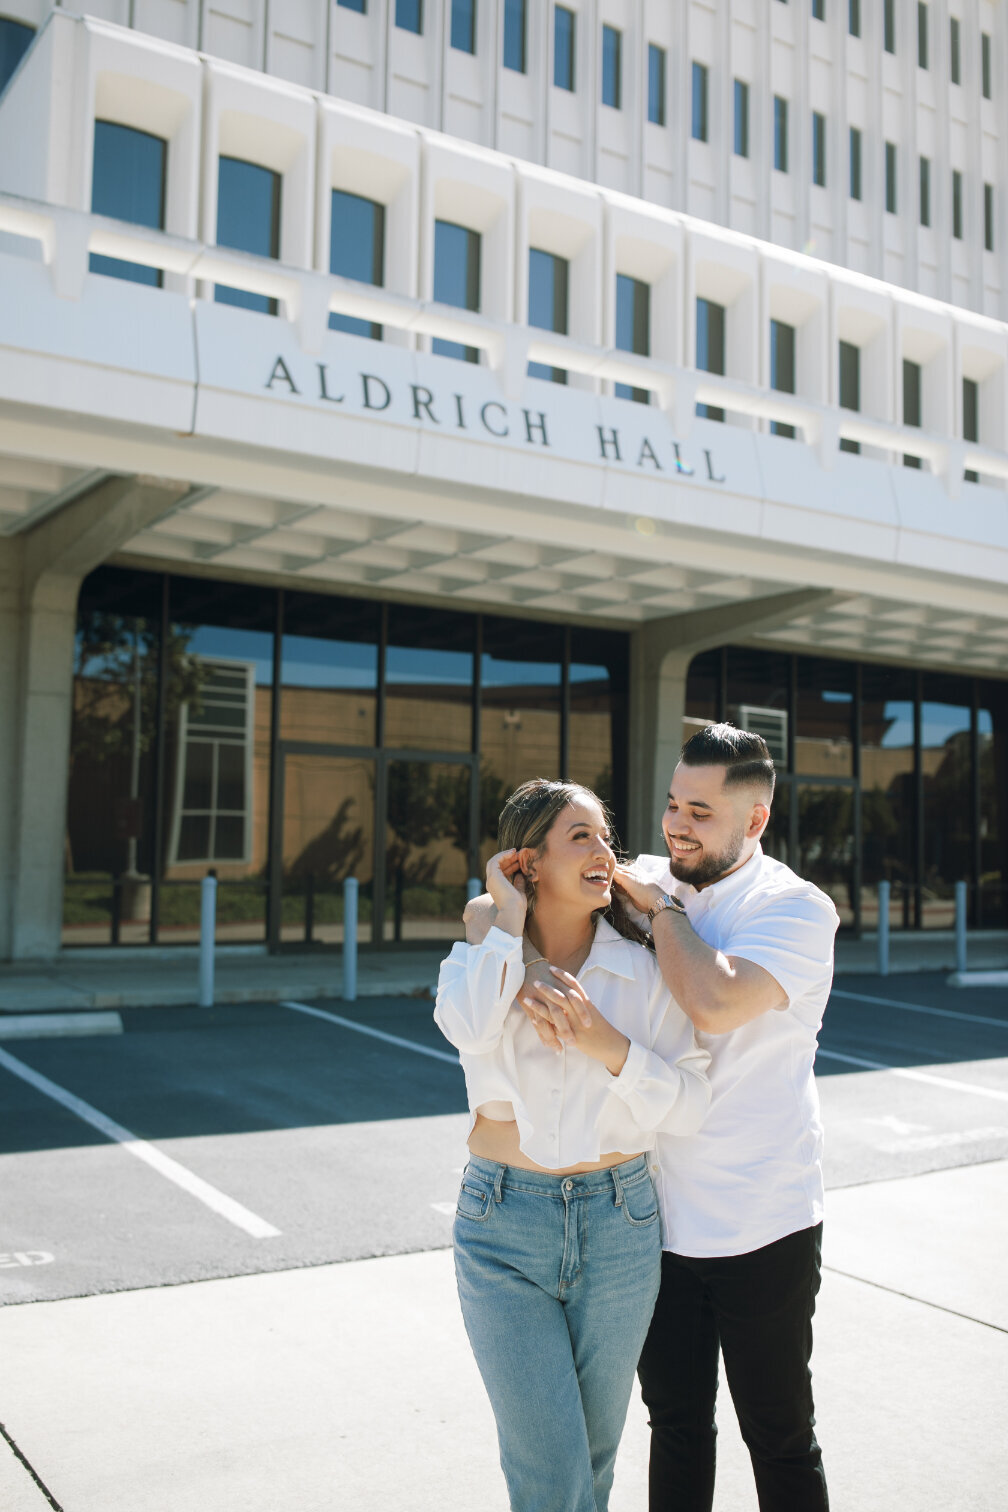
[{"xmin": 453, "ymin": 1154, "xmax": 662, "ymax": 1512}]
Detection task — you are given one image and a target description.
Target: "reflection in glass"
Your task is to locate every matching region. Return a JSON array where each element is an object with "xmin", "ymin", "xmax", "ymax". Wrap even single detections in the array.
[
  {"xmin": 280, "ymin": 754, "xmax": 374, "ymax": 945},
  {"xmin": 762, "ymin": 780, "xmax": 790, "ymax": 868},
  {"xmin": 861, "ymin": 666, "xmax": 915, "ymax": 928},
  {"xmin": 433, "ymin": 220, "xmax": 481, "ymax": 362},
  {"xmin": 683, "ymin": 649, "xmax": 719, "ymax": 751},
  {"xmin": 479, "ymin": 618, "xmax": 563, "ymax": 873},
  {"xmin": 726, "ymin": 647, "xmax": 790, "ymax": 771},
  {"xmin": 797, "ymin": 785, "xmax": 855, "ymax": 927},
  {"xmin": 215, "ymin": 156, "xmax": 281, "ymax": 315},
  {"xmin": 90, "ymin": 121, "xmax": 166, "ymax": 287},
  {"xmin": 63, "ymin": 570, "xmax": 162, "ymax": 945},
  {"xmin": 385, "ymin": 606, "xmax": 474, "ymax": 751},
  {"xmin": 696, "ymin": 297, "xmax": 725, "ymax": 421},
  {"xmin": 978, "ymin": 681, "xmax": 1008, "ymax": 927},
  {"xmin": 615, "ymin": 274, "xmax": 650, "ymax": 403},
  {"xmin": 795, "ymin": 658, "xmax": 853, "ymax": 776},
  {"xmin": 0, "ymin": 17, "xmax": 34, "ymax": 93},
  {"xmin": 281, "ymin": 594, "xmax": 380, "ymax": 746},
  {"xmin": 921, "ymin": 675, "xmax": 971, "ymax": 927},
  {"xmin": 330, "ymin": 189, "xmax": 384, "ymax": 340},
  {"xmin": 554, "ymin": 6, "xmax": 575, "ymax": 90},
  {"xmin": 385, "ymin": 761, "xmax": 470, "ymax": 941},
  {"xmin": 568, "ymin": 628, "xmax": 628, "ymax": 844},
  {"xmin": 528, "ymin": 248, "xmax": 569, "ymax": 384}
]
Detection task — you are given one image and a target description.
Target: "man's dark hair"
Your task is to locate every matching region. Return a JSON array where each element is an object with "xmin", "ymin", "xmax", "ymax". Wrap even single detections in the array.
[{"xmin": 680, "ymin": 722, "xmax": 776, "ymax": 797}]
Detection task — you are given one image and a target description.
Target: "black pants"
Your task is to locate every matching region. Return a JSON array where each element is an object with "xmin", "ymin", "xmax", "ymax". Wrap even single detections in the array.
[{"xmin": 637, "ymin": 1223, "xmax": 828, "ymax": 1512}]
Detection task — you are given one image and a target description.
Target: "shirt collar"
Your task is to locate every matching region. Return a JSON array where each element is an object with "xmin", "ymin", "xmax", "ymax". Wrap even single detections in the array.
[{"xmin": 580, "ymin": 915, "xmax": 640, "ymax": 981}]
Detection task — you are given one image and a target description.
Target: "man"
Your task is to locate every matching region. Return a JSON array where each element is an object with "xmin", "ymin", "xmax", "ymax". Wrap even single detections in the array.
[{"xmin": 465, "ymin": 723, "xmax": 838, "ymax": 1511}]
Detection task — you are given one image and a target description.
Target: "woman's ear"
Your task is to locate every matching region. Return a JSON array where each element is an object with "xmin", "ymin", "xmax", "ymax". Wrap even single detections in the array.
[{"xmin": 518, "ymin": 846, "xmax": 537, "ymax": 881}]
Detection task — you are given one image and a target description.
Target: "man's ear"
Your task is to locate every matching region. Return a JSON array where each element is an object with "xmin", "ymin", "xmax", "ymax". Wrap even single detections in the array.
[{"xmin": 748, "ymin": 801, "xmax": 771, "ymax": 840}]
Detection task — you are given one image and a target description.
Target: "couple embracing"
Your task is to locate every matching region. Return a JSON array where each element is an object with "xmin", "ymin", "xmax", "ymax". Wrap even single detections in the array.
[{"xmin": 434, "ymin": 724, "xmax": 839, "ymax": 1512}]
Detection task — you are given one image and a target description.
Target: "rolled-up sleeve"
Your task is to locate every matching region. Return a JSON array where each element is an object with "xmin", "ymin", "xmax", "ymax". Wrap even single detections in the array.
[
  {"xmin": 607, "ymin": 980, "xmax": 712, "ymax": 1136},
  {"xmin": 434, "ymin": 926, "xmax": 527, "ymax": 1055}
]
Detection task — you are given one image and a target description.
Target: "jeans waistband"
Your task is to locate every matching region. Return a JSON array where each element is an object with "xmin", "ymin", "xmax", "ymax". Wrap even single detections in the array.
[{"xmin": 464, "ymin": 1152, "xmax": 651, "ymax": 1200}]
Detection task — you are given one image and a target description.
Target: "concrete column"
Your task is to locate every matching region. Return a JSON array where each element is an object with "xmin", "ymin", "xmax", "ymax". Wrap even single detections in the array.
[
  {"xmin": 0, "ymin": 475, "xmax": 200, "ymax": 960},
  {"xmin": 626, "ymin": 587, "xmax": 843, "ymax": 857}
]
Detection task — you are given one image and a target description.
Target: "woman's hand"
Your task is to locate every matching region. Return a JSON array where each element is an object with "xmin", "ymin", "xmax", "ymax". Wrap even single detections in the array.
[
  {"xmin": 484, "ymin": 849, "xmax": 531, "ymax": 937},
  {"xmin": 520, "ymin": 969, "xmax": 630, "ymax": 1076}
]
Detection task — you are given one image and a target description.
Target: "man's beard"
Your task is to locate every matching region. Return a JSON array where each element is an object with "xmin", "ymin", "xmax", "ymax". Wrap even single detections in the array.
[{"xmin": 665, "ymin": 823, "xmax": 746, "ymax": 889}]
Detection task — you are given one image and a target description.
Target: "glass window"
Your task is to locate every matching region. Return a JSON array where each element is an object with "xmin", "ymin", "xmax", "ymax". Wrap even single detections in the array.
[
  {"xmin": 770, "ymin": 319, "xmax": 796, "ymax": 439},
  {"xmin": 554, "ymin": 6, "xmax": 575, "ymax": 90},
  {"xmin": 64, "ymin": 569, "xmax": 163, "ymax": 946},
  {"xmin": 432, "ymin": 220, "xmax": 481, "ymax": 363},
  {"xmin": 614, "ymin": 274, "xmax": 650, "ymax": 404},
  {"xmin": 338, "ymin": 0, "xmax": 366, "ymax": 10},
  {"xmin": 774, "ymin": 96, "xmax": 789, "ymax": 173},
  {"xmin": 479, "ymin": 618, "xmax": 563, "ymax": 873},
  {"xmin": 647, "ymin": 44, "xmax": 665, "ymax": 126},
  {"xmin": 279, "ymin": 751, "xmax": 375, "ymax": 946},
  {"xmin": 848, "ymin": 0, "xmax": 860, "ymax": 38},
  {"xmin": 602, "ymin": 26, "xmax": 621, "ymax": 109},
  {"xmin": 982, "ymin": 33, "xmax": 991, "ymax": 98},
  {"xmin": 902, "ymin": 358, "xmax": 922, "ymax": 469},
  {"xmin": 919, "ymin": 155, "xmax": 930, "ymax": 227},
  {"xmin": 504, "ymin": 0, "xmax": 526, "ymax": 72},
  {"xmin": 949, "ymin": 16, "xmax": 960, "ymax": 84},
  {"xmin": 384, "ymin": 759, "xmax": 471, "ymax": 942},
  {"xmin": 451, "ymin": 0, "xmax": 476, "ymax": 53},
  {"xmin": 921, "ymin": 675, "xmax": 971, "ymax": 927},
  {"xmin": 692, "ymin": 62, "xmax": 708, "ymax": 142},
  {"xmin": 385, "ymin": 606, "xmax": 474, "ymax": 751},
  {"xmin": 849, "ymin": 125, "xmax": 862, "ymax": 200},
  {"xmin": 795, "ymin": 657, "xmax": 853, "ymax": 776},
  {"xmin": 812, "ymin": 0, "xmax": 825, "ymax": 20},
  {"xmin": 978, "ymin": 681, "xmax": 1008, "ymax": 927},
  {"xmin": 696, "ymin": 297, "xmax": 725, "ymax": 422},
  {"xmin": 280, "ymin": 593, "xmax": 380, "ymax": 747},
  {"xmin": 89, "ymin": 121, "xmax": 166, "ymax": 287},
  {"xmin": 963, "ymin": 376, "xmax": 979, "ymax": 483},
  {"xmin": 812, "ymin": 111, "xmax": 826, "ymax": 187},
  {"xmin": 885, "ymin": 141, "xmax": 897, "ymax": 213},
  {"xmin": 329, "ymin": 189, "xmax": 384, "ymax": 341},
  {"xmin": 683, "ymin": 649, "xmax": 720, "ymax": 752},
  {"xmin": 952, "ymin": 168, "xmax": 963, "ymax": 239},
  {"xmin": 527, "ymin": 249, "xmax": 569, "ymax": 384},
  {"xmin": 0, "ymin": 16, "xmax": 33, "ymax": 94},
  {"xmin": 984, "ymin": 183, "xmax": 994, "ymax": 252},
  {"xmin": 797, "ymin": 785, "xmax": 855, "ymax": 927},
  {"xmin": 396, "ymin": 0, "xmax": 422, "ymax": 34},
  {"xmin": 884, "ymin": 0, "xmax": 895, "ymax": 54},
  {"xmin": 861, "ymin": 666, "xmax": 916, "ymax": 925},
  {"xmin": 918, "ymin": 2, "xmax": 928, "ymax": 69},
  {"xmin": 838, "ymin": 339, "xmax": 860, "ymax": 454},
  {"xmin": 568, "ymin": 628, "xmax": 629, "ymax": 838},
  {"xmin": 215, "ymin": 157, "xmax": 281, "ymax": 315},
  {"xmin": 725, "ymin": 648, "xmax": 790, "ymax": 771},
  {"xmin": 734, "ymin": 79, "xmax": 749, "ymax": 158}
]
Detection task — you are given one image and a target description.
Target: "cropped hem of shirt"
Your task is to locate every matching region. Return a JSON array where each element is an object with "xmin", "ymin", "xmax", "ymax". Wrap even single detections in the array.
[
  {"xmin": 434, "ymin": 918, "xmax": 711, "ymax": 1172},
  {"xmin": 634, "ymin": 845, "xmax": 839, "ymax": 1259}
]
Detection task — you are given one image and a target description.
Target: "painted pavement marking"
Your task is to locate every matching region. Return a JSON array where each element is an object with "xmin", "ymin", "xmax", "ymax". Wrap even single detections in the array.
[
  {"xmin": 0, "ymin": 1047, "xmax": 280, "ymax": 1239},
  {"xmin": 282, "ymin": 1000, "xmax": 460, "ymax": 1065},
  {"xmin": 830, "ymin": 988, "xmax": 1008, "ymax": 1030},
  {"xmin": 817, "ymin": 1046, "xmax": 1008, "ymax": 1103}
]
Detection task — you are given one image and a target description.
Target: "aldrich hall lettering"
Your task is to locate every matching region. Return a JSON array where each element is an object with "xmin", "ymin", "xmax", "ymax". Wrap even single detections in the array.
[{"xmin": 264, "ymin": 356, "xmax": 725, "ymax": 481}]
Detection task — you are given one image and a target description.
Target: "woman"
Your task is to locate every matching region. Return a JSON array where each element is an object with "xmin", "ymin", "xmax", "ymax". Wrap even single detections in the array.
[{"xmin": 434, "ymin": 778, "xmax": 710, "ymax": 1512}]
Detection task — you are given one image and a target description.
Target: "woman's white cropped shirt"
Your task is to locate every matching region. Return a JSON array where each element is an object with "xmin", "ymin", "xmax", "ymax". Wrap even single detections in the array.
[{"xmin": 434, "ymin": 918, "xmax": 711, "ymax": 1170}]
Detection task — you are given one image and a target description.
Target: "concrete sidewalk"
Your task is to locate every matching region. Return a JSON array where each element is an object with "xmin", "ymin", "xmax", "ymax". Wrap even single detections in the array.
[
  {"xmin": 2, "ymin": 929, "xmax": 1007, "ymax": 1018},
  {"xmin": 0, "ymin": 1157, "xmax": 1005, "ymax": 1511}
]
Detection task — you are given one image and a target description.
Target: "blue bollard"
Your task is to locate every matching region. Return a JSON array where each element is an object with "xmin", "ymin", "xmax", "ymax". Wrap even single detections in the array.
[
  {"xmin": 199, "ymin": 874, "xmax": 217, "ymax": 1007},
  {"xmin": 343, "ymin": 877, "xmax": 359, "ymax": 1003}
]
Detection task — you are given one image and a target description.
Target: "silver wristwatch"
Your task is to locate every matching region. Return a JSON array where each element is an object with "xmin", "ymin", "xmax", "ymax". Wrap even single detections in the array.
[{"xmin": 646, "ymin": 892, "xmax": 687, "ymax": 925}]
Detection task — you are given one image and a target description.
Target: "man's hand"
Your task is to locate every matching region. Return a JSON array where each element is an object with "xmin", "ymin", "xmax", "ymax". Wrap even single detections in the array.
[{"xmin": 612, "ymin": 860, "xmax": 666, "ymax": 918}]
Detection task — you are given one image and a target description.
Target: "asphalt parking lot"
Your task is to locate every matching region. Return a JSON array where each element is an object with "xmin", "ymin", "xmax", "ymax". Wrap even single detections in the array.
[{"xmin": 1, "ymin": 971, "xmax": 1006, "ymax": 1307}]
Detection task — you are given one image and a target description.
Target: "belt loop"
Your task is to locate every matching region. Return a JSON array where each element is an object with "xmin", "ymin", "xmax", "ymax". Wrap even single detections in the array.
[
  {"xmin": 493, "ymin": 1164, "xmax": 505, "ymax": 1204},
  {"xmin": 611, "ymin": 1165, "xmax": 624, "ymax": 1207}
]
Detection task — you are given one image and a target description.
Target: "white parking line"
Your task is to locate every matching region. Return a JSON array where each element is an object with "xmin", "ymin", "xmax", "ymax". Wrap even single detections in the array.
[
  {"xmin": 0, "ymin": 1047, "xmax": 280, "ymax": 1239},
  {"xmin": 830, "ymin": 988, "xmax": 1008, "ymax": 1029},
  {"xmin": 817, "ymin": 1046, "xmax": 1008, "ymax": 1103},
  {"xmin": 282, "ymin": 1000, "xmax": 460, "ymax": 1065}
]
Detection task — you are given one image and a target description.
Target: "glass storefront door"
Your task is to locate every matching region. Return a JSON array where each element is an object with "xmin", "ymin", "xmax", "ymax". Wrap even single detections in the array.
[
  {"xmin": 795, "ymin": 783, "xmax": 857, "ymax": 929},
  {"xmin": 383, "ymin": 759, "xmax": 473, "ymax": 943}
]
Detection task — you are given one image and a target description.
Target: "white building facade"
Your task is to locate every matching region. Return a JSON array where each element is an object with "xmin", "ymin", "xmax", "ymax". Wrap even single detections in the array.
[{"xmin": 0, "ymin": 2, "xmax": 1005, "ymax": 959}]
